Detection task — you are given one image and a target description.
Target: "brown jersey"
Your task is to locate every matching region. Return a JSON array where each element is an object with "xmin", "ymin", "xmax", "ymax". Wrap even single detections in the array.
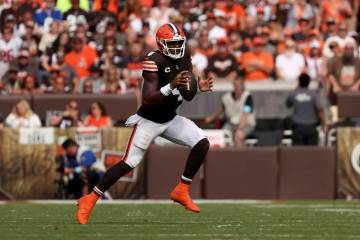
[{"xmin": 137, "ymin": 50, "xmax": 193, "ymax": 123}]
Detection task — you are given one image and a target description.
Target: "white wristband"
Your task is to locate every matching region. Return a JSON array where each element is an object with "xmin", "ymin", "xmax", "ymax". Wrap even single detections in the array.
[{"xmin": 160, "ymin": 83, "xmax": 172, "ymax": 96}]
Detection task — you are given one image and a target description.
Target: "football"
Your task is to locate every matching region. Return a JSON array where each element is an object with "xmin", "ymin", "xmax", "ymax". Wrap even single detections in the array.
[{"xmin": 178, "ymin": 75, "xmax": 197, "ymax": 101}]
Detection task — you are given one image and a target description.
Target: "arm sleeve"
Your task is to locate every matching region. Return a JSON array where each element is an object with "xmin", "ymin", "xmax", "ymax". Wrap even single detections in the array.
[{"xmin": 142, "ymin": 52, "xmax": 159, "ymax": 73}]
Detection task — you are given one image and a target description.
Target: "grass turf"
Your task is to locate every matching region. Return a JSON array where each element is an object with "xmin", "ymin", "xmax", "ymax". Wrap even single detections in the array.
[{"xmin": 0, "ymin": 201, "xmax": 360, "ymax": 240}]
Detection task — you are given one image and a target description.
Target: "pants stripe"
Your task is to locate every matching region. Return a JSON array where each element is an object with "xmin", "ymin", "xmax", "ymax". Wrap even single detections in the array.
[{"xmin": 123, "ymin": 124, "xmax": 138, "ymax": 164}]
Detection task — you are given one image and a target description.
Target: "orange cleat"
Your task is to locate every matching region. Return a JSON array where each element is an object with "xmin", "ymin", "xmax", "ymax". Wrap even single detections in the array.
[
  {"xmin": 170, "ymin": 182, "xmax": 200, "ymax": 213},
  {"xmin": 76, "ymin": 192, "xmax": 99, "ymax": 224}
]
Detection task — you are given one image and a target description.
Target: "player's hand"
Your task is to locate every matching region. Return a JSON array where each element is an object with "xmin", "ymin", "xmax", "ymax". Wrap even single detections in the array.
[
  {"xmin": 171, "ymin": 71, "xmax": 191, "ymax": 89},
  {"xmin": 198, "ymin": 76, "xmax": 213, "ymax": 92}
]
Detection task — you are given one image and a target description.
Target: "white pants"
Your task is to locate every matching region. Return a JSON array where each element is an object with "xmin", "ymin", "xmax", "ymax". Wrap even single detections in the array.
[{"xmin": 122, "ymin": 114, "xmax": 207, "ymax": 168}]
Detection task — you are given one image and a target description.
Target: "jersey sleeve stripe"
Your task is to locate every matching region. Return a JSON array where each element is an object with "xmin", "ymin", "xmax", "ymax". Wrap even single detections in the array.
[
  {"xmin": 142, "ymin": 65, "xmax": 158, "ymax": 70},
  {"xmin": 142, "ymin": 60, "xmax": 158, "ymax": 71},
  {"xmin": 142, "ymin": 60, "xmax": 157, "ymax": 64},
  {"xmin": 142, "ymin": 64, "xmax": 158, "ymax": 68},
  {"xmin": 143, "ymin": 68, "xmax": 158, "ymax": 72}
]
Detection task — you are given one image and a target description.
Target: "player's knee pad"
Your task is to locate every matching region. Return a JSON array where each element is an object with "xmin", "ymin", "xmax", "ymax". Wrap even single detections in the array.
[{"xmin": 193, "ymin": 138, "xmax": 210, "ymax": 155}]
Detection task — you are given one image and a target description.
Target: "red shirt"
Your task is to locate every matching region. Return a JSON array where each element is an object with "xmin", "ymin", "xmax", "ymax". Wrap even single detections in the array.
[
  {"xmin": 64, "ymin": 45, "xmax": 97, "ymax": 78},
  {"xmin": 86, "ymin": 116, "xmax": 110, "ymax": 128}
]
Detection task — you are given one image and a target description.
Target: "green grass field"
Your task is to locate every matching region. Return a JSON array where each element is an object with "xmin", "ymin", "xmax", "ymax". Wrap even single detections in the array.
[{"xmin": 0, "ymin": 201, "xmax": 360, "ymax": 240}]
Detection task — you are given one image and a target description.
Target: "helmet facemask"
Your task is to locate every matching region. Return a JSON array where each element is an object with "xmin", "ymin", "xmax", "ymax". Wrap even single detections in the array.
[{"xmin": 159, "ymin": 36, "xmax": 186, "ymax": 59}]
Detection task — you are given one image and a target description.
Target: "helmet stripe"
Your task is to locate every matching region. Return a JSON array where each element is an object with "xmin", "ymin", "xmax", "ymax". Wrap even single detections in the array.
[{"xmin": 168, "ymin": 23, "xmax": 179, "ymax": 36}]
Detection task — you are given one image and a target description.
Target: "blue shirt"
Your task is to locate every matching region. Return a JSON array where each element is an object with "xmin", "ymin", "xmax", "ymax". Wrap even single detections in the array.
[{"xmin": 34, "ymin": 9, "xmax": 63, "ymax": 26}]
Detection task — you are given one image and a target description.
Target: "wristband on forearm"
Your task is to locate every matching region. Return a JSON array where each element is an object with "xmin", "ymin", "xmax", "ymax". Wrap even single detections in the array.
[{"xmin": 160, "ymin": 83, "xmax": 172, "ymax": 96}]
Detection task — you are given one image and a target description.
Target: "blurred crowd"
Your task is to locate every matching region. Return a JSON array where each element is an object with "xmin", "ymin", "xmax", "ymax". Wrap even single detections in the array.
[
  {"xmin": 0, "ymin": 0, "xmax": 359, "ymax": 146},
  {"xmin": 0, "ymin": 0, "xmax": 358, "ymax": 97}
]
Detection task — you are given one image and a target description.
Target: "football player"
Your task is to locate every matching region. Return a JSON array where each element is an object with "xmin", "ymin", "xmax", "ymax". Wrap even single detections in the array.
[{"xmin": 76, "ymin": 23, "xmax": 213, "ymax": 224}]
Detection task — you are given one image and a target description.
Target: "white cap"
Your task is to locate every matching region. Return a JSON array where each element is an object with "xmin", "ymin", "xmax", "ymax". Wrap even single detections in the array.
[
  {"xmin": 214, "ymin": 9, "xmax": 226, "ymax": 18},
  {"xmin": 310, "ymin": 40, "xmax": 320, "ymax": 49}
]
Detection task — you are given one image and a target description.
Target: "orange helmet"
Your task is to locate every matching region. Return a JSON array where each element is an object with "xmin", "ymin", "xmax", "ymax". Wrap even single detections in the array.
[{"xmin": 156, "ymin": 23, "xmax": 186, "ymax": 59}]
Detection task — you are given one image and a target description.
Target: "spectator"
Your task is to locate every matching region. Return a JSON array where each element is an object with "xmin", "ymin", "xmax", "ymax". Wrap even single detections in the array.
[
  {"xmin": 83, "ymin": 102, "xmax": 113, "ymax": 128},
  {"xmin": 0, "ymin": 0, "xmax": 11, "ymax": 17},
  {"xmin": 241, "ymin": 37, "xmax": 273, "ymax": 82},
  {"xmin": 41, "ymin": 31, "xmax": 71, "ymax": 72},
  {"xmin": 323, "ymin": 23, "xmax": 356, "ymax": 59},
  {"xmin": 206, "ymin": 12, "xmax": 227, "ymax": 44},
  {"xmin": 205, "ymin": 38, "xmax": 239, "ymax": 81},
  {"xmin": 93, "ymin": 0, "xmax": 118, "ymax": 14},
  {"xmin": 2, "ymin": 66, "xmax": 18, "ymax": 94},
  {"xmin": 63, "ymin": 0, "xmax": 88, "ymax": 21},
  {"xmin": 0, "ymin": 0, "xmax": 20, "ymax": 28},
  {"xmin": 11, "ymin": 49, "xmax": 40, "ymax": 81},
  {"xmin": 3, "ymin": 14, "xmax": 20, "ymax": 37},
  {"xmin": 64, "ymin": 37, "xmax": 98, "ymax": 79},
  {"xmin": 302, "ymin": 29, "xmax": 323, "ymax": 56},
  {"xmin": 40, "ymin": 64, "xmax": 72, "ymax": 93},
  {"xmin": 20, "ymin": 21, "xmax": 39, "ymax": 57},
  {"xmin": 259, "ymin": 26, "xmax": 276, "ymax": 55},
  {"xmin": 38, "ymin": 21, "xmax": 61, "ymax": 53},
  {"xmin": 50, "ymin": 100, "xmax": 83, "ymax": 128},
  {"xmin": 276, "ymin": 39, "xmax": 306, "ymax": 82},
  {"xmin": 287, "ymin": 0, "xmax": 315, "ymax": 29},
  {"xmin": 72, "ymin": 19, "xmax": 93, "ymax": 45},
  {"xmin": 293, "ymin": 17, "xmax": 312, "ymax": 49},
  {"xmin": 101, "ymin": 68, "xmax": 127, "ymax": 94},
  {"xmin": 150, "ymin": 0, "xmax": 174, "ymax": 28},
  {"xmin": 96, "ymin": 21, "xmax": 126, "ymax": 52},
  {"xmin": 197, "ymin": 30, "xmax": 213, "ymax": 57},
  {"xmin": 55, "ymin": 53, "xmax": 77, "ymax": 91},
  {"xmin": 57, "ymin": 138, "xmax": 99, "ymax": 199},
  {"xmin": 0, "ymin": 26, "xmax": 22, "ymax": 80},
  {"xmin": 228, "ymin": 30, "xmax": 249, "ymax": 63},
  {"xmin": 253, "ymin": 6, "xmax": 268, "ymax": 27},
  {"xmin": 188, "ymin": 39, "xmax": 208, "ymax": 77},
  {"xmin": 215, "ymin": 0, "xmax": 245, "ymax": 30},
  {"xmin": 123, "ymin": 42, "xmax": 145, "ymax": 88},
  {"xmin": 128, "ymin": 5, "xmax": 157, "ymax": 35},
  {"xmin": 240, "ymin": 15, "xmax": 257, "ymax": 40},
  {"xmin": 82, "ymin": 79, "xmax": 94, "ymax": 94},
  {"xmin": 86, "ymin": 0, "xmax": 118, "ymax": 33},
  {"xmin": 267, "ymin": 15, "xmax": 283, "ymax": 45},
  {"xmin": 77, "ymin": 64, "xmax": 102, "ymax": 94},
  {"xmin": 305, "ymin": 40, "xmax": 327, "ymax": 84},
  {"xmin": 47, "ymin": 76, "xmax": 69, "ymax": 94},
  {"xmin": 322, "ymin": 17, "xmax": 337, "ymax": 40},
  {"xmin": 320, "ymin": 0, "xmax": 353, "ymax": 28},
  {"xmin": 5, "ymin": 99, "xmax": 41, "ymax": 128},
  {"xmin": 18, "ymin": 0, "xmax": 39, "ymax": 19},
  {"xmin": 19, "ymin": 73, "xmax": 41, "ymax": 95},
  {"xmin": 286, "ymin": 73, "xmax": 325, "ymax": 146},
  {"xmin": 205, "ymin": 79, "xmax": 254, "ymax": 148},
  {"xmin": 99, "ymin": 44, "xmax": 124, "ymax": 70},
  {"xmin": 34, "ymin": 0, "xmax": 62, "ymax": 31},
  {"xmin": 277, "ymin": 27, "xmax": 293, "ymax": 54},
  {"xmin": 327, "ymin": 41, "xmax": 360, "ymax": 101}
]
